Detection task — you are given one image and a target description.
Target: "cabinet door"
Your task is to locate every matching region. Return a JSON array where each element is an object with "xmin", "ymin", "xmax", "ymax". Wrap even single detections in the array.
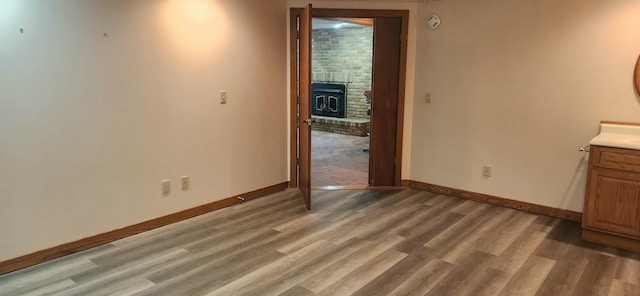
[{"xmin": 583, "ymin": 167, "xmax": 640, "ymax": 238}]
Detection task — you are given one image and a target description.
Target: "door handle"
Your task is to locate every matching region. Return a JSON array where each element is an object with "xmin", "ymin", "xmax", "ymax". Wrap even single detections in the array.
[{"xmin": 301, "ymin": 118, "xmax": 316, "ymax": 126}]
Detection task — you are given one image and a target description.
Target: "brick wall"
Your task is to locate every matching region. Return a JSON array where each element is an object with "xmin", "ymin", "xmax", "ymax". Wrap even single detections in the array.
[
  {"xmin": 312, "ymin": 25, "xmax": 372, "ymax": 120},
  {"xmin": 311, "ymin": 118, "xmax": 370, "ymax": 137}
]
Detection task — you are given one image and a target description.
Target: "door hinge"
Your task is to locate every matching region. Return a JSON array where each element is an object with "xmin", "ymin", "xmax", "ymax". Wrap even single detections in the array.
[{"xmin": 297, "ymin": 158, "xmax": 300, "ymax": 165}]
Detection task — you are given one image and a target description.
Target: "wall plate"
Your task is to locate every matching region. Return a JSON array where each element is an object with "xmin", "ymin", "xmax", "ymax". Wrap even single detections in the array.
[{"xmin": 427, "ymin": 14, "xmax": 441, "ymax": 30}]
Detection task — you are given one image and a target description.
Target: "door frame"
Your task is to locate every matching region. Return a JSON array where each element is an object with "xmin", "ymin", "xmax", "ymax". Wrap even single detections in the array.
[{"xmin": 289, "ymin": 8, "xmax": 409, "ymax": 188}]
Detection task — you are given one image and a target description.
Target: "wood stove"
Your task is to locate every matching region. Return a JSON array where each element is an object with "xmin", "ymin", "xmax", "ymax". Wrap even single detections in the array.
[{"xmin": 311, "ymin": 83, "xmax": 346, "ymax": 118}]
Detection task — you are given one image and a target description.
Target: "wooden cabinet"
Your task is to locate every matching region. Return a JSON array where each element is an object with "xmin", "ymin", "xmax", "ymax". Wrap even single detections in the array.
[{"xmin": 583, "ymin": 146, "xmax": 640, "ymax": 252}]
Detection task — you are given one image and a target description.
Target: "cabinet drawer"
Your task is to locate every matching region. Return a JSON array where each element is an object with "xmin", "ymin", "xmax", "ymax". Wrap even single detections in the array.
[{"xmin": 591, "ymin": 146, "xmax": 640, "ymax": 171}]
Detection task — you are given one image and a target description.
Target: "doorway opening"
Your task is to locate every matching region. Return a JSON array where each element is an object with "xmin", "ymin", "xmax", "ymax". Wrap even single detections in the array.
[
  {"xmin": 290, "ymin": 8, "xmax": 409, "ymax": 207},
  {"xmin": 311, "ymin": 17, "xmax": 373, "ymax": 188}
]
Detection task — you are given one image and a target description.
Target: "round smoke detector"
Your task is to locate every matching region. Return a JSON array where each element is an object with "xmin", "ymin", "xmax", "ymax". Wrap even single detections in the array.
[{"xmin": 427, "ymin": 14, "xmax": 441, "ymax": 30}]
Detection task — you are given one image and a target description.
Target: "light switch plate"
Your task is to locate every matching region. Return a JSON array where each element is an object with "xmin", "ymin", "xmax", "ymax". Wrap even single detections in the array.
[
  {"xmin": 161, "ymin": 180, "xmax": 170, "ymax": 195},
  {"xmin": 181, "ymin": 176, "xmax": 189, "ymax": 190},
  {"xmin": 220, "ymin": 91, "xmax": 227, "ymax": 104},
  {"xmin": 483, "ymin": 166, "xmax": 492, "ymax": 177}
]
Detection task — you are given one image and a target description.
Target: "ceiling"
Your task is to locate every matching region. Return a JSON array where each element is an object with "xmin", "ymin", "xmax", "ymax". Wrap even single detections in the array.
[{"xmin": 312, "ymin": 18, "xmax": 374, "ymax": 30}]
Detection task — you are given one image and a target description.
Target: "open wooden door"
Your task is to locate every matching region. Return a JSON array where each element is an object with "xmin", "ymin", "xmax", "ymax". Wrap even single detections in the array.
[
  {"xmin": 290, "ymin": 9, "xmax": 407, "ymax": 191},
  {"xmin": 369, "ymin": 17, "xmax": 402, "ymax": 186},
  {"xmin": 298, "ymin": 4, "xmax": 312, "ymax": 210}
]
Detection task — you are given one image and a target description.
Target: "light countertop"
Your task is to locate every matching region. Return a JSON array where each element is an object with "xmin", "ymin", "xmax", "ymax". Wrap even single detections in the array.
[{"xmin": 589, "ymin": 123, "xmax": 640, "ymax": 150}]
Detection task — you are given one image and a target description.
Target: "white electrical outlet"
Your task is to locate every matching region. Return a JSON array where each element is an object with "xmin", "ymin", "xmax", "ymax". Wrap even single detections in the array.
[
  {"xmin": 425, "ymin": 93, "xmax": 432, "ymax": 104},
  {"xmin": 181, "ymin": 176, "xmax": 189, "ymax": 190},
  {"xmin": 220, "ymin": 91, "xmax": 227, "ymax": 104},
  {"xmin": 483, "ymin": 166, "xmax": 492, "ymax": 177},
  {"xmin": 161, "ymin": 180, "xmax": 170, "ymax": 195}
]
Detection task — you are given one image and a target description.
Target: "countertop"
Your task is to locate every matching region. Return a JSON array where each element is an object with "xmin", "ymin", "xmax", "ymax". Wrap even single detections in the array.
[{"xmin": 589, "ymin": 122, "xmax": 640, "ymax": 150}]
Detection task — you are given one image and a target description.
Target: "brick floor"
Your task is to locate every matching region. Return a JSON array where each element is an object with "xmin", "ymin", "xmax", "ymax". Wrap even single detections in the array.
[{"xmin": 311, "ymin": 130, "xmax": 369, "ymax": 186}]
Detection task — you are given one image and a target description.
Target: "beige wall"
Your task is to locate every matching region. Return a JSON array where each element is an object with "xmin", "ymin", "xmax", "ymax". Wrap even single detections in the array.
[
  {"xmin": 411, "ymin": 0, "xmax": 640, "ymax": 212},
  {"xmin": 0, "ymin": 0, "xmax": 287, "ymax": 261}
]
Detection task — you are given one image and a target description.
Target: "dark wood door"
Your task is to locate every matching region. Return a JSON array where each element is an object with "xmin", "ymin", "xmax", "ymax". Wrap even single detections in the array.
[
  {"xmin": 369, "ymin": 17, "xmax": 402, "ymax": 186},
  {"xmin": 298, "ymin": 4, "xmax": 312, "ymax": 210}
]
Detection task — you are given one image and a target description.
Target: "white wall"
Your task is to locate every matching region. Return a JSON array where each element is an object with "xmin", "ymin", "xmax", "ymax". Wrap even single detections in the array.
[
  {"xmin": 287, "ymin": 0, "xmax": 418, "ymax": 179},
  {"xmin": 0, "ymin": 0, "xmax": 287, "ymax": 262},
  {"xmin": 411, "ymin": 0, "xmax": 640, "ymax": 212}
]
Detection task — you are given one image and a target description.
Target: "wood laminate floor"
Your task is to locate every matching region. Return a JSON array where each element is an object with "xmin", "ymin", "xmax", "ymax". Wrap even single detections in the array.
[{"xmin": 1, "ymin": 189, "xmax": 639, "ymax": 296}]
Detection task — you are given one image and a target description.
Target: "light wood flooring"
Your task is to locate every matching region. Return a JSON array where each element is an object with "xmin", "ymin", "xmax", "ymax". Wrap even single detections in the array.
[{"xmin": 1, "ymin": 188, "xmax": 639, "ymax": 295}]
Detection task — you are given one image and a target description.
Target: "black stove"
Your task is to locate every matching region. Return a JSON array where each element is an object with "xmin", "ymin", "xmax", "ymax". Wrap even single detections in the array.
[{"xmin": 311, "ymin": 83, "xmax": 346, "ymax": 118}]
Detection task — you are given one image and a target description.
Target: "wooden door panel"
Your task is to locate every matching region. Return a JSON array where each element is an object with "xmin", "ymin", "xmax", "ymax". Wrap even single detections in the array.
[
  {"xmin": 369, "ymin": 17, "xmax": 401, "ymax": 186},
  {"xmin": 299, "ymin": 4, "xmax": 312, "ymax": 210}
]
